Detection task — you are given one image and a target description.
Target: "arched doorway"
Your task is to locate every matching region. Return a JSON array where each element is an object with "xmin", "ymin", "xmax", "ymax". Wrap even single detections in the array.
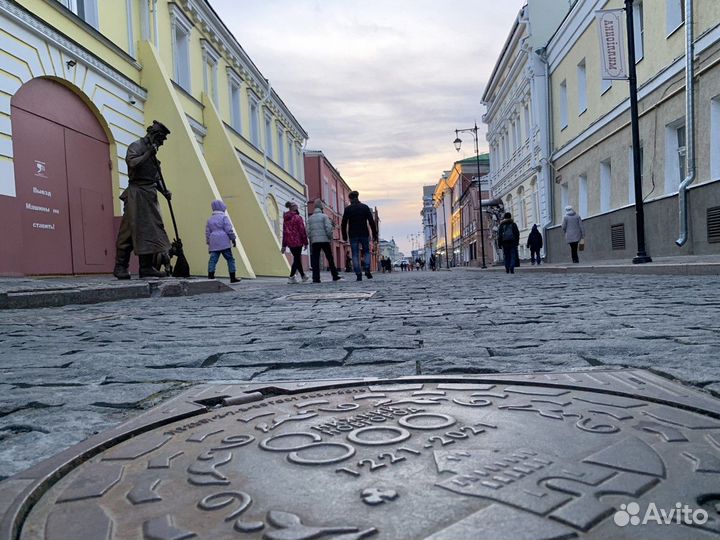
[{"xmin": 10, "ymin": 78, "xmax": 114, "ymax": 275}]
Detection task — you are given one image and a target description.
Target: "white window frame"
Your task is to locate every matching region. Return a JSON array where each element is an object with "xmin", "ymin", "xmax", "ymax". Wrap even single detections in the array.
[
  {"xmin": 633, "ymin": 1, "xmax": 644, "ymax": 63},
  {"xmin": 249, "ymin": 92, "xmax": 260, "ymax": 147},
  {"xmin": 264, "ymin": 114, "xmax": 273, "ymax": 160},
  {"xmin": 628, "ymin": 145, "xmax": 643, "ymax": 204},
  {"xmin": 523, "ymin": 102, "xmax": 531, "ymax": 142},
  {"xmin": 277, "ymin": 125, "xmax": 285, "ymax": 168},
  {"xmin": 227, "ymin": 68, "xmax": 243, "ymax": 133},
  {"xmin": 201, "ymin": 40, "xmax": 220, "ymax": 107},
  {"xmin": 664, "ymin": 118, "xmax": 685, "ymax": 194},
  {"xmin": 577, "ymin": 59, "xmax": 587, "ymax": 115},
  {"xmin": 559, "ymin": 80, "xmax": 568, "ymax": 129},
  {"xmin": 600, "ymin": 158, "xmax": 612, "ymax": 213},
  {"xmin": 170, "ymin": 5, "xmax": 193, "ymax": 93},
  {"xmin": 578, "ymin": 174, "xmax": 588, "ymax": 217},
  {"xmin": 57, "ymin": 0, "xmax": 99, "ymax": 27},
  {"xmin": 560, "ymin": 183, "xmax": 569, "ymax": 211},
  {"xmin": 712, "ymin": 96, "xmax": 720, "ymax": 181},
  {"xmin": 666, "ymin": 0, "xmax": 685, "ymax": 36},
  {"xmin": 287, "ymin": 137, "xmax": 295, "ymax": 176}
]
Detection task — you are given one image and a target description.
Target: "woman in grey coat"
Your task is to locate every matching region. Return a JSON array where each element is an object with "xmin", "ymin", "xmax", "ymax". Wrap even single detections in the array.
[
  {"xmin": 307, "ymin": 200, "xmax": 341, "ymax": 283},
  {"xmin": 561, "ymin": 206, "xmax": 584, "ymax": 263}
]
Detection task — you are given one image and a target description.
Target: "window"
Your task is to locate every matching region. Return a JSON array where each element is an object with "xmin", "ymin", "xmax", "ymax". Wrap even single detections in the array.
[
  {"xmin": 579, "ymin": 174, "xmax": 588, "ymax": 217},
  {"xmin": 288, "ymin": 139, "xmax": 295, "ymax": 177},
  {"xmin": 712, "ymin": 97, "xmax": 720, "ymax": 181},
  {"xmin": 57, "ymin": 0, "xmax": 98, "ymax": 27},
  {"xmin": 228, "ymin": 69, "xmax": 242, "ymax": 133},
  {"xmin": 514, "ymin": 116, "xmax": 521, "ymax": 149},
  {"xmin": 277, "ymin": 127, "xmax": 285, "ymax": 168},
  {"xmin": 510, "ymin": 120, "xmax": 516, "ymax": 153},
  {"xmin": 577, "ymin": 59, "xmax": 587, "ymax": 114},
  {"xmin": 249, "ymin": 93, "xmax": 260, "ymax": 147},
  {"xmin": 666, "ymin": 0, "xmax": 685, "ymax": 35},
  {"xmin": 633, "ymin": 1, "xmax": 644, "ymax": 62},
  {"xmin": 171, "ymin": 6, "xmax": 193, "ymax": 92},
  {"xmin": 201, "ymin": 41, "xmax": 220, "ymax": 107},
  {"xmin": 600, "ymin": 159, "xmax": 612, "ymax": 213},
  {"xmin": 560, "ymin": 183, "xmax": 569, "ymax": 211},
  {"xmin": 523, "ymin": 102, "xmax": 531, "ymax": 141},
  {"xmin": 665, "ymin": 119, "xmax": 685, "ymax": 193},
  {"xmin": 517, "ymin": 187, "xmax": 526, "ymax": 229},
  {"xmin": 559, "ymin": 80, "xmax": 568, "ymax": 129},
  {"xmin": 628, "ymin": 145, "xmax": 644, "ymax": 204},
  {"xmin": 264, "ymin": 114, "xmax": 273, "ymax": 160}
]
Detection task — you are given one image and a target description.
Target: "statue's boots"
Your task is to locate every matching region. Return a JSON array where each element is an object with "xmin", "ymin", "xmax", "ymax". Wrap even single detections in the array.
[
  {"xmin": 139, "ymin": 254, "xmax": 166, "ymax": 278},
  {"xmin": 113, "ymin": 249, "xmax": 131, "ymax": 280}
]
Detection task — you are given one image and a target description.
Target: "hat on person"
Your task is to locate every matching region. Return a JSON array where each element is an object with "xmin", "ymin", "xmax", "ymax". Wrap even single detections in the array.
[
  {"xmin": 211, "ymin": 200, "xmax": 227, "ymax": 212},
  {"xmin": 147, "ymin": 120, "xmax": 170, "ymax": 136},
  {"xmin": 565, "ymin": 205, "xmax": 574, "ymax": 214}
]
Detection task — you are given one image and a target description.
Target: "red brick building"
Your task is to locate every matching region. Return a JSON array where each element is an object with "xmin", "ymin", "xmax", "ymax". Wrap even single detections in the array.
[{"xmin": 303, "ymin": 151, "xmax": 380, "ymax": 271}]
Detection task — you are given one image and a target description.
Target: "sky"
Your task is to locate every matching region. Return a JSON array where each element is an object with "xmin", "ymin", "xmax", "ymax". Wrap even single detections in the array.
[{"xmin": 210, "ymin": 0, "xmax": 526, "ymax": 255}]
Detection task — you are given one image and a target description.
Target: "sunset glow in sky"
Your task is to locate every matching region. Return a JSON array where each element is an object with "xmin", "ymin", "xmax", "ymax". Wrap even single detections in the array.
[{"xmin": 210, "ymin": 0, "xmax": 525, "ymax": 254}]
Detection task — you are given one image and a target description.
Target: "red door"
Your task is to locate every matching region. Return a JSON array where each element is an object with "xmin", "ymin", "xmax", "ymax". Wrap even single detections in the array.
[
  {"xmin": 11, "ymin": 107, "xmax": 74, "ymax": 275},
  {"xmin": 10, "ymin": 78, "xmax": 114, "ymax": 275},
  {"xmin": 65, "ymin": 129, "xmax": 114, "ymax": 272}
]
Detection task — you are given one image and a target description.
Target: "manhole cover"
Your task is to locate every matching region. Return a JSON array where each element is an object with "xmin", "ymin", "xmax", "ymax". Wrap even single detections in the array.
[
  {"xmin": 280, "ymin": 292, "xmax": 376, "ymax": 301},
  {"xmin": 5, "ymin": 371, "xmax": 720, "ymax": 539}
]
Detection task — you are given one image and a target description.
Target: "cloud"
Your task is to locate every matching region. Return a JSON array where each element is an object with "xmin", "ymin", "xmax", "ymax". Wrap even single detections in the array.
[{"xmin": 209, "ymin": 0, "xmax": 524, "ymax": 252}]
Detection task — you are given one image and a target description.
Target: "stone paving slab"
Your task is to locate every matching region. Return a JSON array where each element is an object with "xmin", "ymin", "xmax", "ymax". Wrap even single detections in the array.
[{"xmin": 0, "ymin": 277, "xmax": 232, "ymax": 309}]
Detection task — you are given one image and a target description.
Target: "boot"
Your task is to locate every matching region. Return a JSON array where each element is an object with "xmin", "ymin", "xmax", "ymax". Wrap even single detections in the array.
[
  {"xmin": 230, "ymin": 272, "xmax": 240, "ymax": 283},
  {"xmin": 208, "ymin": 271, "xmax": 215, "ymax": 279},
  {"xmin": 113, "ymin": 249, "xmax": 131, "ymax": 280},
  {"xmin": 139, "ymin": 254, "xmax": 165, "ymax": 278}
]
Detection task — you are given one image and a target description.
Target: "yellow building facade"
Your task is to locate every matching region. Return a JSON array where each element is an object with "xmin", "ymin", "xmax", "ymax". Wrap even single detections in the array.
[
  {"xmin": 546, "ymin": 0, "xmax": 720, "ymax": 261},
  {"xmin": 0, "ymin": 0, "xmax": 307, "ymax": 277}
]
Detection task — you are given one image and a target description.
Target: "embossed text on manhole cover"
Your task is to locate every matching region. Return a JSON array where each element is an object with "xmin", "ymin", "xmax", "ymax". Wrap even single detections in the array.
[
  {"xmin": 9, "ymin": 373, "xmax": 720, "ymax": 539},
  {"xmin": 280, "ymin": 291, "xmax": 376, "ymax": 302}
]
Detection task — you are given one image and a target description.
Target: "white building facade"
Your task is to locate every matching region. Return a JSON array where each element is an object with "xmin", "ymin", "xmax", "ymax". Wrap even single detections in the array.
[{"xmin": 482, "ymin": 1, "xmax": 570, "ymax": 261}]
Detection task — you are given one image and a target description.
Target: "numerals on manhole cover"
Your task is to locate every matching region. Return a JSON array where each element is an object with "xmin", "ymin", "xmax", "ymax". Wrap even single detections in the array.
[{"xmin": 10, "ymin": 372, "xmax": 720, "ymax": 539}]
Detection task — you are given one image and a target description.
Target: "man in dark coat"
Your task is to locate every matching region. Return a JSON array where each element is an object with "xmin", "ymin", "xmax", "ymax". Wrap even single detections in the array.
[
  {"xmin": 113, "ymin": 121, "xmax": 172, "ymax": 279},
  {"xmin": 341, "ymin": 191, "xmax": 378, "ymax": 281},
  {"xmin": 497, "ymin": 212, "xmax": 520, "ymax": 274},
  {"xmin": 526, "ymin": 224, "xmax": 543, "ymax": 265}
]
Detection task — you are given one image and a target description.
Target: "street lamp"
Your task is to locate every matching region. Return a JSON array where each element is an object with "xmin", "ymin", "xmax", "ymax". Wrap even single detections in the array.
[{"xmin": 454, "ymin": 122, "xmax": 487, "ymax": 268}]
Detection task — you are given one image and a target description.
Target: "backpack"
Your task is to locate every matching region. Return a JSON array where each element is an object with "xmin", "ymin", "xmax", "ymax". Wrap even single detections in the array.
[{"xmin": 501, "ymin": 223, "xmax": 514, "ymax": 242}]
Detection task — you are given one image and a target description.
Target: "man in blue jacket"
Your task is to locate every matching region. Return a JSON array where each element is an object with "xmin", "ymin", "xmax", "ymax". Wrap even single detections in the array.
[{"xmin": 341, "ymin": 191, "xmax": 378, "ymax": 281}]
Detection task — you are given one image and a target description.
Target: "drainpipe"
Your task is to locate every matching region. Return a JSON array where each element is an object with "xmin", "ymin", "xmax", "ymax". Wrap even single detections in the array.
[
  {"xmin": 536, "ymin": 46, "xmax": 554, "ymax": 251},
  {"xmin": 676, "ymin": 0, "xmax": 695, "ymax": 247}
]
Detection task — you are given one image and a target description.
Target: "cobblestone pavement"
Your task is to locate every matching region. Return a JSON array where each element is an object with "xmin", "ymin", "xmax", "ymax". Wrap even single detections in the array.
[{"xmin": 1, "ymin": 269, "xmax": 719, "ymax": 479}]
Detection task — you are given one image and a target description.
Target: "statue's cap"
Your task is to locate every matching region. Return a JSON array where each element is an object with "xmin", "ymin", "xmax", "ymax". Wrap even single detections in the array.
[{"xmin": 147, "ymin": 120, "xmax": 170, "ymax": 136}]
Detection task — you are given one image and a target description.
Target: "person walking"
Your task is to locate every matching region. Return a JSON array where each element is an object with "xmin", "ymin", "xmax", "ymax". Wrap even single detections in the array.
[
  {"xmin": 281, "ymin": 201, "xmax": 309, "ymax": 283},
  {"xmin": 205, "ymin": 200, "xmax": 240, "ymax": 283},
  {"xmin": 307, "ymin": 199, "xmax": 341, "ymax": 283},
  {"xmin": 561, "ymin": 206, "xmax": 585, "ymax": 264},
  {"xmin": 526, "ymin": 224, "xmax": 543, "ymax": 265},
  {"xmin": 341, "ymin": 191, "xmax": 378, "ymax": 281},
  {"xmin": 497, "ymin": 212, "xmax": 520, "ymax": 274},
  {"xmin": 113, "ymin": 121, "xmax": 172, "ymax": 279}
]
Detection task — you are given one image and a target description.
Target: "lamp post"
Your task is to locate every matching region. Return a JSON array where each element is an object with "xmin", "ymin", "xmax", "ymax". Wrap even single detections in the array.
[
  {"xmin": 454, "ymin": 122, "xmax": 487, "ymax": 268},
  {"xmin": 625, "ymin": 0, "xmax": 652, "ymax": 264}
]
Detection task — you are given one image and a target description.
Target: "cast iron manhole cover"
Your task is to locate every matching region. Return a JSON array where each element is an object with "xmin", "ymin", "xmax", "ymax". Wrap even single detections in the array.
[
  {"xmin": 4, "ymin": 371, "xmax": 720, "ymax": 539},
  {"xmin": 280, "ymin": 292, "xmax": 376, "ymax": 301}
]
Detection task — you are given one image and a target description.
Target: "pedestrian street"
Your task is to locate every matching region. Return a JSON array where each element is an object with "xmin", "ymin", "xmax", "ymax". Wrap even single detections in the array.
[{"xmin": 1, "ymin": 269, "xmax": 719, "ymax": 480}]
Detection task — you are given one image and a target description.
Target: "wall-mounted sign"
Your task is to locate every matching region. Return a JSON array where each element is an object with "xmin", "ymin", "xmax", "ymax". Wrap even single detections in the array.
[
  {"xmin": 596, "ymin": 9, "xmax": 628, "ymax": 80},
  {"xmin": 34, "ymin": 160, "xmax": 48, "ymax": 178}
]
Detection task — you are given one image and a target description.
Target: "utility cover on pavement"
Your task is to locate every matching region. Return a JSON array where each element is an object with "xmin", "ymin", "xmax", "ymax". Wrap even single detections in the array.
[
  {"xmin": 280, "ymin": 291, "xmax": 376, "ymax": 301},
  {"xmin": 4, "ymin": 370, "xmax": 720, "ymax": 540}
]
